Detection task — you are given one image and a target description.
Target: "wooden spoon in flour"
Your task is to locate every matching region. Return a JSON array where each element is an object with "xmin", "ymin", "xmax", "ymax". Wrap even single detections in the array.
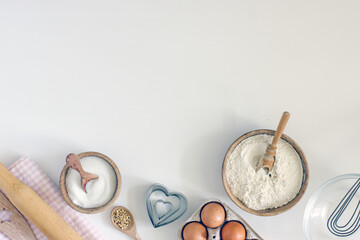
[
  {"xmin": 66, "ymin": 153, "xmax": 98, "ymax": 193},
  {"xmin": 256, "ymin": 112, "xmax": 290, "ymax": 172}
]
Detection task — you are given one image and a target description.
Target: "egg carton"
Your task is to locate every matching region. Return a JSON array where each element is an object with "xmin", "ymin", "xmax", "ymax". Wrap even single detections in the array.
[{"xmin": 178, "ymin": 199, "xmax": 263, "ymax": 240}]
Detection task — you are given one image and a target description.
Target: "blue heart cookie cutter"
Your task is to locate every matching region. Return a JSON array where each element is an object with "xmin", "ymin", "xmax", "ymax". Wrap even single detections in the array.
[{"xmin": 145, "ymin": 184, "xmax": 188, "ymax": 228}]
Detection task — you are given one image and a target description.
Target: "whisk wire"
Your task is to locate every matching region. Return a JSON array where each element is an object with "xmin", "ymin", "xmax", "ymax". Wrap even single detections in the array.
[{"xmin": 327, "ymin": 178, "xmax": 360, "ymax": 237}]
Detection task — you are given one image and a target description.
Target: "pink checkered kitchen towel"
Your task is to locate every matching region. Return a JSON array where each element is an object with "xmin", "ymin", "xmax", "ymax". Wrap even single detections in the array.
[{"xmin": 0, "ymin": 157, "xmax": 106, "ymax": 240}]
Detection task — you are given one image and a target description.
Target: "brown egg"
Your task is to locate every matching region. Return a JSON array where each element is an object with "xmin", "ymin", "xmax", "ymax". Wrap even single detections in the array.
[
  {"xmin": 221, "ymin": 221, "xmax": 246, "ymax": 240},
  {"xmin": 182, "ymin": 221, "xmax": 207, "ymax": 240},
  {"xmin": 200, "ymin": 202, "xmax": 226, "ymax": 228}
]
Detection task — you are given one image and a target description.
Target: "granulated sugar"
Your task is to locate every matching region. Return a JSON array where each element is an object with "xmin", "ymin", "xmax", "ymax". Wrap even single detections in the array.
[
  {"xmin": 66, "ymin": 156, "xmax": 117, "ymax": 208},
  {"xmin": 225, "ymin": 134, "xmax": 303, "ymax": 210}
]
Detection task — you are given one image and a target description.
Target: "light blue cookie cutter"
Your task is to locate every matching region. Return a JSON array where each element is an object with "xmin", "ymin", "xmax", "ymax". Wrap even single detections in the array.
[{"xmin": 145, "ymin": 183, "xmax": 188, "ymax": 228}]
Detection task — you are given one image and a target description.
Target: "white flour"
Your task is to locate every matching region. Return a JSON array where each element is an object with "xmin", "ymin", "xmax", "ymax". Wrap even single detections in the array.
[{"xmin": 225, "ymin": 134, "xmax": 303, "ymax": 210}]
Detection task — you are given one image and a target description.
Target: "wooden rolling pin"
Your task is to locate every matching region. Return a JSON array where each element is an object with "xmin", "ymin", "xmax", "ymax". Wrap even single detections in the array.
[{"xmin": 0, "ymin": 163, "xmax": 84, "ymax": 240}]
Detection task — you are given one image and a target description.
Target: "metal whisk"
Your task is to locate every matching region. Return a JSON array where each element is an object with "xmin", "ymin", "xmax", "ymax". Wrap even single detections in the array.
[{"xmin": 327, "ymin": 178, "xmax": 360, "ymax": 237}]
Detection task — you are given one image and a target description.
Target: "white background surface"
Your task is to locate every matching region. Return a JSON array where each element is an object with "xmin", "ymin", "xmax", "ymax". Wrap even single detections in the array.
[{"xmin": 1, "ymin": 1, "xmax": 360, "ymax": 239}]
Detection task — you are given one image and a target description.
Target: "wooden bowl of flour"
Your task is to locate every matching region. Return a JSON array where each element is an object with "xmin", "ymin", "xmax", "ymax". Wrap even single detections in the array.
[{"xmin": 222, "ymin": 129, "xmax": 309, "ymax": 216}]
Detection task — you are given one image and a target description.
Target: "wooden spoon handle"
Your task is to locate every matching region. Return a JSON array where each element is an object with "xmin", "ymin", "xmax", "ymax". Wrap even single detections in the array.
[
  {"xmin": 66, "ymin": 153, "xmax": 85, "ymax": 175},
  {"xmin": 271, "ymin": 111, "xmax": 290, "ymax": 147}
]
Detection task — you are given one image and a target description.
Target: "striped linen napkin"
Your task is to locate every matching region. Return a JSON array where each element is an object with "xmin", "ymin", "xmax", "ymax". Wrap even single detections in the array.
[{"xmin": 0, "ymin": 157, "xmax": 106, "ymax": 240}]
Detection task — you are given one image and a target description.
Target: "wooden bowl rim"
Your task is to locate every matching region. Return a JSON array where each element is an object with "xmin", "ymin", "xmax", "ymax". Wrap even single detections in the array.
[
  {"xmin": 59, "ymin": 151, "xmax": 122, "ymax": 214},
  {"xmin": 222, "ymin": 129, "xmax": 309, "ymax": 216}
]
